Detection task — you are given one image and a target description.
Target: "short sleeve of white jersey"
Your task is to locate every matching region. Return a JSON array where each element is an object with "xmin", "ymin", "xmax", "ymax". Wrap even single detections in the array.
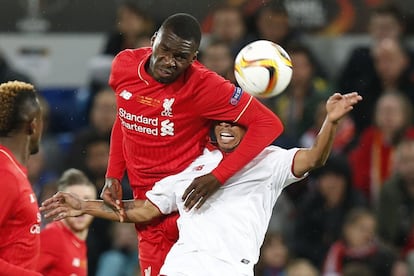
[
  {"xmin": 146, "ymin": 174, "xmax": 178, "ymax": 214},
  {"xmin": 269, "ymin": 147, "xmax": 307, "ymax": 191}
]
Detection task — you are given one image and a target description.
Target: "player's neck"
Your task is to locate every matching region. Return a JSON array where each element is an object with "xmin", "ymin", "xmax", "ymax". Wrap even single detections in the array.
[
  {"xmin": 73, "ymin": 229, "xmax": 89, "ymax": 241},
  {"xmin": 0, "ymin": 135, "xmax": 30, "ymax": 166},
  {"xmin": 61, "ymin": 220, "xmax": 89, "ymax": 241}
]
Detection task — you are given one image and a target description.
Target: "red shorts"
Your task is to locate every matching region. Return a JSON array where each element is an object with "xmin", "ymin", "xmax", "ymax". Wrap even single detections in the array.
[{"xmin": 135, "ymin": 211, "xmax": 179, "ymax": 276}]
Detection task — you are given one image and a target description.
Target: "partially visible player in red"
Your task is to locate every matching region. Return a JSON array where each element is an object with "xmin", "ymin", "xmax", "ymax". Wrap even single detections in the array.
[
  {"xmin": 101, "ymin": 13, "xmax": 284, "ymax": 275},
  {"xmin": 37, "ymin": 168, "xmax": 96, "ymax": 276},
  {"xmin": 0, "ymin": 81, "xmax": 43, "ymax": 275}
]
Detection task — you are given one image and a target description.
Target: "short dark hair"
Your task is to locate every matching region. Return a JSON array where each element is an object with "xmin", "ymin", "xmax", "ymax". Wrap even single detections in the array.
[
  {"xmin": 0, "ymin": 81, "xmax": 38, "ymax": 137},
  {"xmin": 160, "ymin": 13, "xmax": 201, "ymax": 48},
  {"xmin": 57, "ymin": 168, "xmax": 96, "ymax": 192}
]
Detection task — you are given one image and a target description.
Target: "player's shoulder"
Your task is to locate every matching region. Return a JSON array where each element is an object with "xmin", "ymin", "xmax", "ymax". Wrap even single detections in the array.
[
  {"xmin": 113, "ymin": 47, "xmax": 151, "ymax": 64},
  {"xmin": 259, "ymin": 146, "xmax": 298, "ymax": 161},
  {"xmin": 262, "ymin": 145, "xmax": 288, "ymax": 154},
  {"xmin": 0, "ymin": 167, "xmax": 20, "ymax": 196},
  {"xmin": 0, "ymin": 163, "xmax": 21, "ymax": 183},
  {"xmin": 187, "ymin": 60, "xmax": 223, "ymax": 82}
]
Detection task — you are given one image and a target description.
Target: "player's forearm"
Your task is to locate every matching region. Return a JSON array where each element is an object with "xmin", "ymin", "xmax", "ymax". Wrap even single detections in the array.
[
  {"xmin": 292, "ymin": 116, "xmax": 338, "ymax": 177},
  {"xmin": 83, "ymin": 199, "xmax": 159, "ymax": 223},
  {"xmin": 123, "ymin": 200, "xmax": 161, "ymax": 223},
  {"xmin": 307, "ymin": 117, "xmax": 338, "ymax": 167},
  {"xmin": 83, "ymin": 200, "xmax": 121, "ymax": 221}
]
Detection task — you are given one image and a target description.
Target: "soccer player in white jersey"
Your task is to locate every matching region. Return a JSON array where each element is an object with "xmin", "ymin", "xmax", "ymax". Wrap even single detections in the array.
[{"xmin": 41, "ymin": 92, "xmax": 362, "ymax": 276}]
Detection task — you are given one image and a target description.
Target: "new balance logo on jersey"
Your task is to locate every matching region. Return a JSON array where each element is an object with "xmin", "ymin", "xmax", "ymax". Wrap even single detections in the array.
[
  {"xmin": 161, "ymin": 98, "xmax": 174, "ymax": 117},
  {"xmin": 160, "ymin": 119, "xmax": 174, "ymax": 136},
  {"xmin": 120, "ymin": 90, "xmax": 132, "ymax": 100},
  {"xmin": 241, "ymin": 259, "xmax": 250, "ymax": 264}
]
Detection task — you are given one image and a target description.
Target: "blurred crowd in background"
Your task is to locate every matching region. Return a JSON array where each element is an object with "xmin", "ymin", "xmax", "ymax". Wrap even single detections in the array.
[{"xmin": 2, "ymin": 0, "xmax": 414, "ymax": 275}]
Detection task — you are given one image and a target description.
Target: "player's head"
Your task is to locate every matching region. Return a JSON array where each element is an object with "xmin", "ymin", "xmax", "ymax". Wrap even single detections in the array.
[
  {"xmin": 213, "ymin": 121, "xmax": 246, "ymax": 153},
  {"xmin": 0, "ymin": 81, "xmax": 42, "ymax": 154},
  {"xmin": 149, "ymin": 13, "xmax": 201, "ymax": 84},
  {"xmin": 369, "ymin": 3, "xmax": 404, "ymax": 43},
  {"xmin": 57, "ymin": 168, "xmax": 97, "ymax": 233}
]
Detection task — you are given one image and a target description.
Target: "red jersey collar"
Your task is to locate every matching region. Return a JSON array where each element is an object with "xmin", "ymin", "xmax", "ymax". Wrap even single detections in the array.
[{"xmin": 57, "ymin": 220, "xmax": 86, "ymax": 243}]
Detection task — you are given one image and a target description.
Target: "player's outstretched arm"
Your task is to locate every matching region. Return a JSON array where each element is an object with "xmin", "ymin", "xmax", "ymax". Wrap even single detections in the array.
[
  {"xmin": 293, "ymin": 92, "xmax": 362, "ymax": 177},
  {"xmin": 40, "ymin": 192, "xmax": 161, "ymax": 223}
]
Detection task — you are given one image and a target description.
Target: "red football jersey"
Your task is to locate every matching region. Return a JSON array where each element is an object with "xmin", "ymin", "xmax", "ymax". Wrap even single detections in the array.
[
  {"xmin": 37, "ymin": 221, "xmax": 87, "ymax": 276},
  {"xmin": 107, "ymin": 48, "xmax": 283, "ymax": 196},
  {"xmin": 0, "ymin": 145, "xmax": 41, "ymax": 276}
]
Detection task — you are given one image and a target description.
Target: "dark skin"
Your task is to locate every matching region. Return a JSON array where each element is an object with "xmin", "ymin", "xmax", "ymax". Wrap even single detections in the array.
[
  {"xmin": 0, "ymin": 98, "xmax": 43, "ymax": 166},
  {"xmin": 100, "ymin": 26, "xmax": 221, "ymax": 221},
  {"xmin": 147, "ymin": 29, "xmax": 197, "ymax": 83}
]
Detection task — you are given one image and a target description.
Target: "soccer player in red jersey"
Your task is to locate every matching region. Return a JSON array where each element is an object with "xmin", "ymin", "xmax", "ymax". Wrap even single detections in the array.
[
  {"xmin": 37, "ymin": 168, "xmax": 96, "ymax": 276},
  {"xmin": 100, "ymin": 13, "xmax": 283, "ymax": 275},
  {"xmin": 0, "ymin": 81, "xmax": 43, "ymax": 275}
]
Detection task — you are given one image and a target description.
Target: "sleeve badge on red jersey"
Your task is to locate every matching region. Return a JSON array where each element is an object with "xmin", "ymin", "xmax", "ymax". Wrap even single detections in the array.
[{"xmin": 230, "ymin": 86, "xmax": 243, "ymax": 106}]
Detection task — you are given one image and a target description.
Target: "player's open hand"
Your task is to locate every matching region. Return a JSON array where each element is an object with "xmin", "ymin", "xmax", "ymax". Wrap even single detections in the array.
[
  {"xmin": 326, "ymin": 92, "xmax": 362, "ymax": 124},
  {"xmin": 182, "ymin": 173, "xmax": 221, "ymax": 210},
  {"xmin": 100, "ymin": 178, "xmax": 126, "ymax": 222},
  {"xmin": 40, "ymin": 192, "xmax": 83, "ymax": 220}
]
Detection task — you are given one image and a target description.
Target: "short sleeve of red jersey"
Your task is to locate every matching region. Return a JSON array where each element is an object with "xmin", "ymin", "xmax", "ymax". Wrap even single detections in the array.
[
  {"xmin": 109, "ymin": 49, "xmax": 137, "ymax": 92},
  {"xmin": 189, "ymin": 70, "xmax": 253, "ymax": 123},
  {"xmin": 0, "ymin": 170, "xmax": 19, "ymax": 225}
]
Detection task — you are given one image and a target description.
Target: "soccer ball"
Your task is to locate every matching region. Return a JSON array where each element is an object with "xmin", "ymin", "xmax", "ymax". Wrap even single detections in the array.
[{"xmin": 234, "ymin": 40, "xmax": 293, "ymax": 98}]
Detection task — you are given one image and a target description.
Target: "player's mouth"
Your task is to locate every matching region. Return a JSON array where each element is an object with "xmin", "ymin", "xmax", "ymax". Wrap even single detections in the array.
[
  {"xmin": 157, "ymin": 67, "xmax": 174, "ymax": 78},
  {"xmin": 220, "ymin": 132, "xmax": 235, "ymax": 141}
]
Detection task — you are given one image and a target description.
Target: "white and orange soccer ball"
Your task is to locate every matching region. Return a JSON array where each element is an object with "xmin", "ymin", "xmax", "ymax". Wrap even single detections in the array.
[{"xmin": 234, "ymin": 40, "xmax": 293, "ymax": 98}]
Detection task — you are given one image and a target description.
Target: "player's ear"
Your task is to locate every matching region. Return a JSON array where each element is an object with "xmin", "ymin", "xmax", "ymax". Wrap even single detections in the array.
[
  {"xmin": 191, "ymin": 51, "xmax": 199, "ymax": 62},
  {"xmin": 150, "ymin": 32, "xmax": 157, "ymax": 46},
  {"xmin": 26, "ymin": 117, "xmax": 37, "ymax": 135}
]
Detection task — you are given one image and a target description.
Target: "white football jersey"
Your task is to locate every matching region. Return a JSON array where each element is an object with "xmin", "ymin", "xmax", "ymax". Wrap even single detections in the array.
[{"xmin": 146, "ymin": 146, "xmax": 305, "ymax": 276}]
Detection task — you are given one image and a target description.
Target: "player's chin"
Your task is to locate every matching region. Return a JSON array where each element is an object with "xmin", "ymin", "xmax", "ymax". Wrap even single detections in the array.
[
  {"xmin": 219, "ymin": 143, "xmax": 238, "ymax": 153},
  {"xmin": 155, "ymin": 69, "xmax": 177, "ymax": 83}
]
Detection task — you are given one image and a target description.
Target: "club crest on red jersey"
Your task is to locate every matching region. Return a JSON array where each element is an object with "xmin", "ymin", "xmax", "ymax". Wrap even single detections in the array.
[{"xmin": 161, "ymin": 98, "xmax": 175, "ymax": 117}]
